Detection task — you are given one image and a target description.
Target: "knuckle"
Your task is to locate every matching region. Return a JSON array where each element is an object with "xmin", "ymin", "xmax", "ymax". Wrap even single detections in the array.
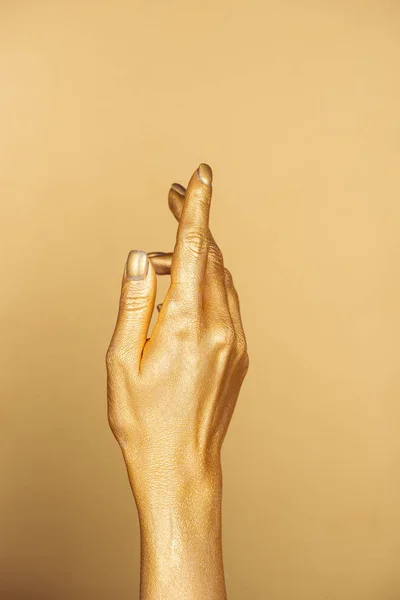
[
  {"xmin": 105, "ymin": 346, "xmax": 118, "ymax": 370},
  {"xmin": 121, "ymin": 289, "xmax": 151, "ymax": 312},
  {"xmin": 182, "ymin": 228, "xmax": 208, "ymax": 257},
  {"xmin": 106, "ymin": 345, "xmax": 130, "ymax": 371},
  {"xmin": 241, "ymin": 351, "xmax": 250, "ymax": 373},
  {"xmin": 212, "ymin": 323, "xmax": 236, "ymax": 350},
  {"xmin": 107, "ymin": 407, "xmax": 130, "ymax": 442},
  {"xmin": 224, "ymin": 268, "xmax": 235, "ymax": 289},
  {"xmin": 107, "ymin": 409, "xmax": 119, "ymax": 434},
  {"xmin": 236, "ymin": 331, "xmax": 249, "ymax": 369},
  {"xmin": 208, "ymin": 242, "xmax": 223, "ymax": 265},
  {"xmin": 237, "ymin": 334, "xmax": 248, "ymax": 358},
  {"xmin": 235, "ymin": 331, "xmax": 249, "ymax": 372},
  {"xmin": 224, "ymin": 267, "xmax": 233, "ymax": 282}
]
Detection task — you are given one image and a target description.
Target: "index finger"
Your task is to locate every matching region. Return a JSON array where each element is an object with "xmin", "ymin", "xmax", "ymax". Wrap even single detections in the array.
[{"xmin": 170, "ymin": 163, "xmax": 213, "ymax": 305}]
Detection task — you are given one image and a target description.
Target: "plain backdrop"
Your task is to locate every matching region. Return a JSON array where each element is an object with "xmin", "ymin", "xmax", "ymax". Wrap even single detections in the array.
[{"xmin": 1, "ymin": 1, "xmax": 400, "ymax": 599}]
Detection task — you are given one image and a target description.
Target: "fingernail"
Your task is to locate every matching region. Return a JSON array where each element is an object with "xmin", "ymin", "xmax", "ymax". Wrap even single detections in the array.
[
  {"xmin": 197, "ymin": 163, "xmax": 213, "ymax": 186},
  {"xmin": 157, "ymin": 303, "xmax": 163, "ymax": 312},
  {"xmin": 126, "ymin": 250, "xmax": 149, "ymax": 280},
  {"xmin": 171, "ymin": 183, "xmax": 186, "ymax": 195}
]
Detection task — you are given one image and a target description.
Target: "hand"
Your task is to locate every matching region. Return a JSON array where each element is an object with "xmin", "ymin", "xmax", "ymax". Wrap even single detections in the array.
[{"xmin": 106, "ymin": 163, "xmax": 249, "ymax": 599}]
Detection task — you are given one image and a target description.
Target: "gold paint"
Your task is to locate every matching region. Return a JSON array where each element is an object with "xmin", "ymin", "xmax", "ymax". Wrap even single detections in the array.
[
  {"xmin": 4, "ymin": 5, "xmax": 400, "ymax": 598},
  {"xmin": 148, "ymin": 252, "xmax": 173, "ymax": 275},
  {"xmin": 171, "ymin": 182, "xmax": 186, "ymax": 195},
  {"xmin": 197, "ymin": 162, "xmax": 213, "ymax": 186},
  {"xmin": 107, "ymin": 163, "xmax": 248, "ymax": 599},
  {"xmin": 126, "ymin": 249, "xmax": 149, "ymax": 280}
]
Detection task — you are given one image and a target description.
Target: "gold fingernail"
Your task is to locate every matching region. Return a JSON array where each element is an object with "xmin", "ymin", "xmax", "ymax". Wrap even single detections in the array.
[
  {"xmin": 171, "ymin": 183, "xmax": 186, "ymax": 195},
  {"xmin": 197, "ymin": 163, "xmax": 213, "ymax": 186},
  {"xmin": 126, "ymin": 250, "xmax": 149, "ymax": 280}
]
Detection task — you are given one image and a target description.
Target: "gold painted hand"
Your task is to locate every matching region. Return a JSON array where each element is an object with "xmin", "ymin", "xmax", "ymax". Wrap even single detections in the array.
[{"xmin": 106, "ymin": 163, "xmax": 249, "ymax": 600}]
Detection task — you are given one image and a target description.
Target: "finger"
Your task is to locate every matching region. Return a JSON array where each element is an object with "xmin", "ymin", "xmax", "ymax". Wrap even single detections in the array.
[
  {"xmin": 224, "ymin": 268, "xmax": 248, "ymax": 359},
  {"xmin": 169, "ymin": 184, "xmax": 220, "ymax": 251},
  {"xmin": 169, "ymin": 163, "xmax": 213, "ymax": 304},
  {"xmin": 148, "ymin": 251, "xmax": 173, "ymax": 275},
  {"xmin": 168, "ymin": 184, "xmax": 232, "ymax": 325},
  {"xmin": 107, "ymin": 250, "xmax": 157, "ymax": 374},
  {"xmin": 170, "ymin": 182, "xmax": 186, "ymax": 197},
  {"xmin": 168, "ymin": 184, "xmax": 186, "ymax": 221}
]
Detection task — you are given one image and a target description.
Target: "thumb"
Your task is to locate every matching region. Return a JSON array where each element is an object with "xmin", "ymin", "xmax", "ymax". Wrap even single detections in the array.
[{"xmin": 107, "ymin": 250, "xmax": 157, "ymax": 374}]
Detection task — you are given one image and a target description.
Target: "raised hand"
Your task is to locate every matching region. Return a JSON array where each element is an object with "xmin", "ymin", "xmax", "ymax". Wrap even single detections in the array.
[{"xmin": 106, "ymin": 163, "xmax": 249, "ymax": 600}]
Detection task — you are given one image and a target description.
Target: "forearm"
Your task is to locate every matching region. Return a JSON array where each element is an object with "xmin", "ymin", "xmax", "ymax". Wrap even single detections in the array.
[{"xmin": 126, "ymin": 458, "xmax": 227, "ymax": 600}]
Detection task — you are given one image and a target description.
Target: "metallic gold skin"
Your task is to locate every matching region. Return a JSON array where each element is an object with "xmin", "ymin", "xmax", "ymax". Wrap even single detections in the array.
[
  {"xmin": 147, "ymin": 251, "xmax": 173, "ymax": 275},
  {"xmin": 106, "ymin": 163, "xmax": 249, "ymax": 600},
  {"xmin": 170, "ymin": 182, "xmax": 186, "ymax": 195},
  {"xmin": 197, "ymin": 162, "xmax": 213, "ymax": 186},
  {"xmin": 126, "ymin": 249, "xmax": 149, "ymax": 280}
]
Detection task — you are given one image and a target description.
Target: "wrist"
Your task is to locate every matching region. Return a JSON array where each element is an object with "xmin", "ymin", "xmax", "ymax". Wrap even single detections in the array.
[
  {"xmin": 122, "ymin": 444, "xmax": 226, "ymax": 598},
  {"xmin": 137, "ymin": 472, "xmax": 223, "ymax": 547},
  {"xmin": 127, "ymin": 454, "xmax": 222, "ymax": 515},
  {"xmin": 122, "ymin": 440, "xmax": 223, "ymax": 507},
  {"xmin": 133, "ymin": 464, "xmax": 226, "ymax": 600}
]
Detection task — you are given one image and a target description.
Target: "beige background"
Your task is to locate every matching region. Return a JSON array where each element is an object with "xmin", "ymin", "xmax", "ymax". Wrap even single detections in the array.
[{"xmin": 1, "ymin": 1, "xmax": 400, "ymax": 599}]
